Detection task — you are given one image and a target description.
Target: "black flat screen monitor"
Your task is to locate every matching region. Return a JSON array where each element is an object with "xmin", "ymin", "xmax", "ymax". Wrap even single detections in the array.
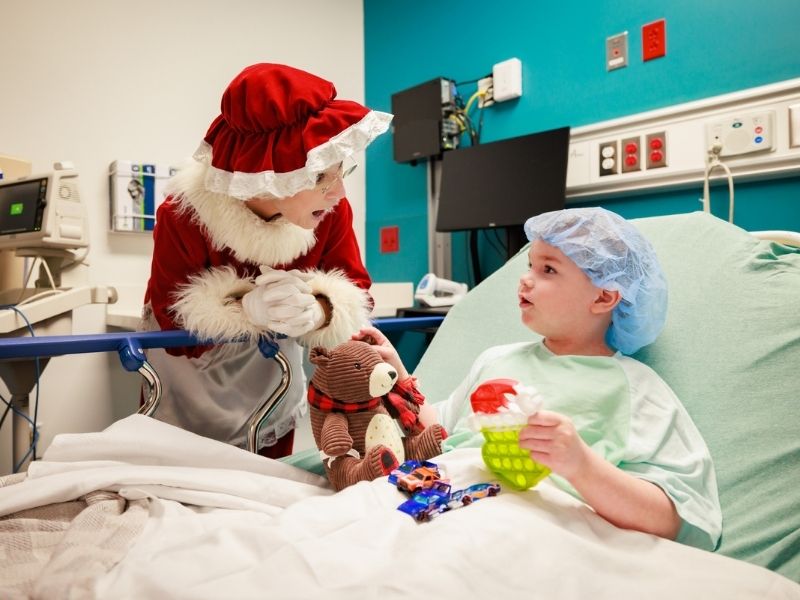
[{"xmin": 436, "ymin": 126, "xmax": 570, "ymax": 232}]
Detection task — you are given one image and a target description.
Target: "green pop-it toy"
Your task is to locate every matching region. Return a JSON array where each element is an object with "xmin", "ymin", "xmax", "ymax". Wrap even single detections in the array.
[
  {"xmin": 470, "ymin": 378, "xmax": 551, "ymax": 491},
  {"xmin": 480, "ymin": 427, "xmax": 551, "ymax": 491}
]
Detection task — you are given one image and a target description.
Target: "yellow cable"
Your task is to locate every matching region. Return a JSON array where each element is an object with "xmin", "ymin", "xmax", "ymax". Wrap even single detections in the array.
[
  {"xmin": 464, "ymin": 90, "xmax": 486, "ymax": 115},
  {"xmin": 449, "ymin": 113, "xmax": 467, "ymax": 132}
]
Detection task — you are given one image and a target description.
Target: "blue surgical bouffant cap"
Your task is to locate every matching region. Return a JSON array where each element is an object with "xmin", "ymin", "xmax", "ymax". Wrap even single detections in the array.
[{"xmin": 523, "ymin": 207, "xmax": 668, "ymax": 355}]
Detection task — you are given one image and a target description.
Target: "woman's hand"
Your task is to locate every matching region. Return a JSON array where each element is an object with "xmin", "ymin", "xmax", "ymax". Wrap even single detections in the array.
[
  {"xmin": 351, "ymin": 325, "xmax": 409, "ymax": 381},
  {"xmin": 241, "ymin": 267, "xmax": 322, "ymax": 336}
]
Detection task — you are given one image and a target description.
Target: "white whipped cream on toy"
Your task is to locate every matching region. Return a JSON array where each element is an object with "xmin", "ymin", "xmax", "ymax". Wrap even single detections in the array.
[{"xmin": 467, "ymin": 383, "xmax": 544, "ymax": 431}]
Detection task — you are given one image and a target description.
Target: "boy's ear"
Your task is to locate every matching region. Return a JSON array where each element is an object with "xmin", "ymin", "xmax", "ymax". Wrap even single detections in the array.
[{"xmin": 591, "ymin": 289, "xmax": 621, "ymax": 314}]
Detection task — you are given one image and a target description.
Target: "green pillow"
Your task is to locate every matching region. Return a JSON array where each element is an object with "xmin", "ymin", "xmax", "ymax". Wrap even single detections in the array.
[{"xmin": 415, "ymin": 211, "xmax": 800, "ymax": 580}]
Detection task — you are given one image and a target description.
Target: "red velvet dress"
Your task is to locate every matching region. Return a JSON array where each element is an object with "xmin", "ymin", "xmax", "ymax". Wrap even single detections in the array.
[{"xmin": 141, "ymin": 191, "xmax": 372, "ymax": 454}]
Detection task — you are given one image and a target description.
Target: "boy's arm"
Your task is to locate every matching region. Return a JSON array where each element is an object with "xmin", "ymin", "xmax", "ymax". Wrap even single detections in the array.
[
  {"xmin": 520, "ymin": 410, "xmax": 681, "ymax": 539},
  {"xmin": 570, "ymin": 446, "xmax": 681, "ymax": 539}
]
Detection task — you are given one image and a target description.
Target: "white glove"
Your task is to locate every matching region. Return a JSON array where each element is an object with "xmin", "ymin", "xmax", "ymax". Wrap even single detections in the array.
[
  {"xmin": 253, "ymin": 266, "xmax": 314, "ymax": 287},
  {"xmin": 242, "ymin": 267, "xmax": 325, "ymax": 337}
]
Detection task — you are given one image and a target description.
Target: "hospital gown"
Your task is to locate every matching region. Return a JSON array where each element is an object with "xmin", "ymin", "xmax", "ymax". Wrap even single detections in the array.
[{"xmin": 436, "ymin": 340, "xmax": 722, "ymax": 551}]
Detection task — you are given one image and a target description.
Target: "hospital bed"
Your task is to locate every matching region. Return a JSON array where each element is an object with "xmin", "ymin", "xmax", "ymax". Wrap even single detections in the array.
[{"xmin": 1, "ymin": 211, "xmax": 798, "ymax": 598}]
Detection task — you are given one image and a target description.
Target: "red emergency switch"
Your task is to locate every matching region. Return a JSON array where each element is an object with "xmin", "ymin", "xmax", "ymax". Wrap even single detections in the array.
[
  {"xmin": 642, "ymin": 19, "xmax": 666, "ymax": 61},
  {"xmin": 380, "ymin": 226, "xmax": 399, "ymax": 253}
]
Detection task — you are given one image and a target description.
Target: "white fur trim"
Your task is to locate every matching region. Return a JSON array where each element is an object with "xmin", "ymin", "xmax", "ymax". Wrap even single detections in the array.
[
  {"xmin": 193, "ymin": 110, "xmax": 393, "ymax": 200},
  {"xmin": 170, "ymin": 266, "xmax": 261, "ymax": 340},
  {"xmin": 167, "ymin": 159, "xmax": 316, "ymax": 266},
  {"xmin": 297, "ymin": 270, "xmax": 371, "ymax": 349}
]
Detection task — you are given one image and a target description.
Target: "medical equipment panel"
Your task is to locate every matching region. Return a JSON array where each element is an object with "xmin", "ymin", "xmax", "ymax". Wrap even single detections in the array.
[
  {"xmin": 0, "ymin": 169, "xmax": 87, "ymax": 251},
  {"xmin": 705, "ymin": 111, "xmax": 775, "ymax": 157},
  {"xmin": 566, "ymin": 78, "xmax": 800, "ymax": 200}
]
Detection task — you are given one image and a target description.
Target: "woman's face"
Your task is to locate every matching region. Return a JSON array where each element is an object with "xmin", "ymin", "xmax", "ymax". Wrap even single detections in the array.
[{"xmin": 245, "ymin": 163, "xmax": 346, "ymax": 230}]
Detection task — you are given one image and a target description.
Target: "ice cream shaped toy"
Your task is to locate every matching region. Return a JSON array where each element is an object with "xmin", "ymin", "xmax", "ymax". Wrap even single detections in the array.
[{"xmin": 469, "ymin": 378, "xmax": 551, "ymax": 490}]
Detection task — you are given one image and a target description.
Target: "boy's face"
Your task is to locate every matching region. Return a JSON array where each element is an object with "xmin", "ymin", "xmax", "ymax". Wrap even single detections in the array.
[
  {"xmin": 518, "ymin": 240, "xmax": 604, "ymax": 339},
  {"xmin": 245, "ymin": 163, "xmax": 346, "ymax": 230}
]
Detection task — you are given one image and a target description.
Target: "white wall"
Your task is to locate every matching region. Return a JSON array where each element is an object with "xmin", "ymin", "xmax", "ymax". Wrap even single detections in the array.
[{"xmin": 0, "ymin": 0, "xmax": 365, "ymax": 471}]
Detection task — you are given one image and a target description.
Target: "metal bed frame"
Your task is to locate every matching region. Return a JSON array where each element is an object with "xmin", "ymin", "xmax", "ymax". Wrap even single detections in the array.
[{"xmin": 0, "ymin": 316, "xmax": 444, "ymax": 454}]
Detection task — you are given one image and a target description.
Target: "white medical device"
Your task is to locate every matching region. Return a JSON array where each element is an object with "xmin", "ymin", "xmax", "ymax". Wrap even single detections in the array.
[
  {"xmin": 0, "ymin": 167, "xmax": 87, "ymax": 252},
  {"xmin": 414, "ymin": 273, "xmax": 469, "ymax": 307}
]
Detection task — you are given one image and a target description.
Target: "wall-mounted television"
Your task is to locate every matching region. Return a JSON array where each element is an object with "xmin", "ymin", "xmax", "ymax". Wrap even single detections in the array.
[{"xmin": 435, "ymin": 126, "xmax": 571, "ymax": 235}]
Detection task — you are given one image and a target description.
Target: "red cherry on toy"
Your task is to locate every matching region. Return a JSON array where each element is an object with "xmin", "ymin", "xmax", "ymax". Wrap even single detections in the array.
[{"xmin": 470, "ymin": 378, "xmax": 520, "ymax": 414}]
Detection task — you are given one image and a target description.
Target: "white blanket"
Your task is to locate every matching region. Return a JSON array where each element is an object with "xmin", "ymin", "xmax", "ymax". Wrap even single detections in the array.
[{"xmin": 1, "ymin": 415, "xmax": 798, "ymax": 600}]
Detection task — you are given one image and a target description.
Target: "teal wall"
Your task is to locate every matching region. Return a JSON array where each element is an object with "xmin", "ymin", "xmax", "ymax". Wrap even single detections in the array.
[{"xmin": 363, "ymin": 0, "xmax": 800, "ymax": 366}]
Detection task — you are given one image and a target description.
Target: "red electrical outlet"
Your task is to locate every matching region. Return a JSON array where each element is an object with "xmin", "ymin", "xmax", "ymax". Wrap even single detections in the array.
[
  {"xmin": 642, "ymin": 19, "xmax": 666, "ymax": 61},
  {"xmin": 380, "ymin": 226, "xmax": 399, "ymax": 253},
  {"xmin": 621, "ymin": 136, "xmax": 641, "ymax": 173},
  {"xmin": 646, "ymin": 131, "xmax": 668, "ymax": 169}
]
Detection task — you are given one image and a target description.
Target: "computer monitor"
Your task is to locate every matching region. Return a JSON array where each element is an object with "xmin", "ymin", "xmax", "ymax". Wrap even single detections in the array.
[
  {"xmin": 435, "ymin": 126, "xmax": 570, "ymax": 236},
  {"xmin": 0, "ymin": 170, "xmax": 87, "ymax": 252}
]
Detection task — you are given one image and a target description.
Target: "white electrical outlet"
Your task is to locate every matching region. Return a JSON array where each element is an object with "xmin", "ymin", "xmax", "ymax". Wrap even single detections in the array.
[
  {"xmin": 477, "ymin": 76, "xmax": 494, "ymax": 108},
  {"xmin": 705, "ymin": 110, "xmax": 776, "ymax": 157},
  {"xmin": 492, "ymin": 58, "xmax": 522, "ymax": 102}
]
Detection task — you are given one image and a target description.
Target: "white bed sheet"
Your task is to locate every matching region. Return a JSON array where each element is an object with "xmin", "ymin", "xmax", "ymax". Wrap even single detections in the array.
[{"xmin": 2, "ymin": 415, "xmax": 798, "ymax": 600}]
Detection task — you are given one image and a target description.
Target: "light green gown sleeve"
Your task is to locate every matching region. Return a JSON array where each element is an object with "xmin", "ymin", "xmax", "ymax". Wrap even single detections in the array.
[{"xmin": 616, "ymin": 356, "xmax": 722, "ymax": 551}]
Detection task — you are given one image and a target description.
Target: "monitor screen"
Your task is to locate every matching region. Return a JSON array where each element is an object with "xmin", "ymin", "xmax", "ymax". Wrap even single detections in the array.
[
  {"xmin": 435, "ymin": 126, "xmax": 570, "ymax": 232},
  {"xmin": 0, "ymin": 177, "xmax": 47, "ymax": 236}
]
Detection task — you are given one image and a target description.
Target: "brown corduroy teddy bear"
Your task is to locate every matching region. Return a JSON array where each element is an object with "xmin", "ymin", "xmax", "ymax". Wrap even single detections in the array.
[{"xmin": 308, "ymin": 340, "xmax": 446, "ymax": 491}]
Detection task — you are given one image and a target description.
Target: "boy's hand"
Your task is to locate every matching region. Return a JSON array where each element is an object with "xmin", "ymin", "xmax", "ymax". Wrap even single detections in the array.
[
  {"xmin": 518, "ymin": 410, "xmax": 590, "ymax": 481},
  {"xmin": 351, "ymin": 326, "xmax": 409, "ymax": 381}
]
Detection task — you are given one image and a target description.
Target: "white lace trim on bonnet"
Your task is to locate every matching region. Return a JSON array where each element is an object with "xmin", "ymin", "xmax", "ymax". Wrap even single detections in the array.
[{"xmin": 193, "ymin": 110, "xmax": 393, "ymax": 200}]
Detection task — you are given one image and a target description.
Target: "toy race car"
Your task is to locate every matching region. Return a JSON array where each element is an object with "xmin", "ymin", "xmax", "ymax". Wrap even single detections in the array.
[
  {"xmin": 397, "ymin": 481, "xmax": 501, "ymax": 523},
  {"xmin": 387, "ymin": 460, "xmax": 440, "ymax": 486},
  {"xmin": 390, "ymin": 460, "xmax": 445, "ymax": 494},
  {"xmin": 450, "ymin": 482, "xmax": 501, "ymax": 505}
]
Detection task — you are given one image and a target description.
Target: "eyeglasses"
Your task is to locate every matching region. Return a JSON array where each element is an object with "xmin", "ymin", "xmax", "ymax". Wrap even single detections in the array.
[{"xmin": 318, "ymin": 157, "xmax": 358, "ymax": 194}]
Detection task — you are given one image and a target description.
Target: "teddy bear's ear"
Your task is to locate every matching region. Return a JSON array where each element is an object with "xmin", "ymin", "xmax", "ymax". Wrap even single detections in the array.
[{"xmin": 309, "ymin": 346, "xmax": 330, "ymax": 366}]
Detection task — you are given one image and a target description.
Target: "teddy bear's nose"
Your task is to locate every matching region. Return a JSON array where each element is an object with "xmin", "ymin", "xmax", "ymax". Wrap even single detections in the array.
[{"xmin": 388, "ymin": 370, "xmax": 397, "ymax": 380}]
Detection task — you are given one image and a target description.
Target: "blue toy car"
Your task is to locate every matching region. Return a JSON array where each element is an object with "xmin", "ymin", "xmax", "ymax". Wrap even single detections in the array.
[
  {"xmin": 450, "ymin": 482, "xmax": 501, "ymax": 505},
  {"xmin": 397, "ymin": 480, "xmax": 454, "ymax": 522},
  {"xmin": 397, "ymin": 480, "xmax": 501, "ymax": 522}
]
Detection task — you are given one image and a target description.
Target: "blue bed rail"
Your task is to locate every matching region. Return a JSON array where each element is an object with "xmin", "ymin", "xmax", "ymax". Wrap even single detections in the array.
[
  {"xmin": 0, "ymin": 316, "xmax": 445, "ymax": 361},
  {"xmin": 0, "ymin": 315, "xmax": 444, "ymax": 456}
]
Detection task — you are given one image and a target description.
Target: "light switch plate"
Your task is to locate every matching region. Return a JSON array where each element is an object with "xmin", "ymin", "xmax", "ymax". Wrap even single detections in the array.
[{"xmin": 606, "ymin": 32, "xmax": 628, "ymax": 71}]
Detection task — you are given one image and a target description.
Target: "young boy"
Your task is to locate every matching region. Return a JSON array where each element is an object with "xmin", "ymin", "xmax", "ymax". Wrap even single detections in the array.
[{"xmin": 356, "ymin": 207, "xmax": 721, "ymax": 551}]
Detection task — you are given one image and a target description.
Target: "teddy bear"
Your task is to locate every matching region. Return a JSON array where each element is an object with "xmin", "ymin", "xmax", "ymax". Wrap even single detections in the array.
[{"xmin": 307, "ymin": 339, "xmax": 446, "ymax": 491}]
